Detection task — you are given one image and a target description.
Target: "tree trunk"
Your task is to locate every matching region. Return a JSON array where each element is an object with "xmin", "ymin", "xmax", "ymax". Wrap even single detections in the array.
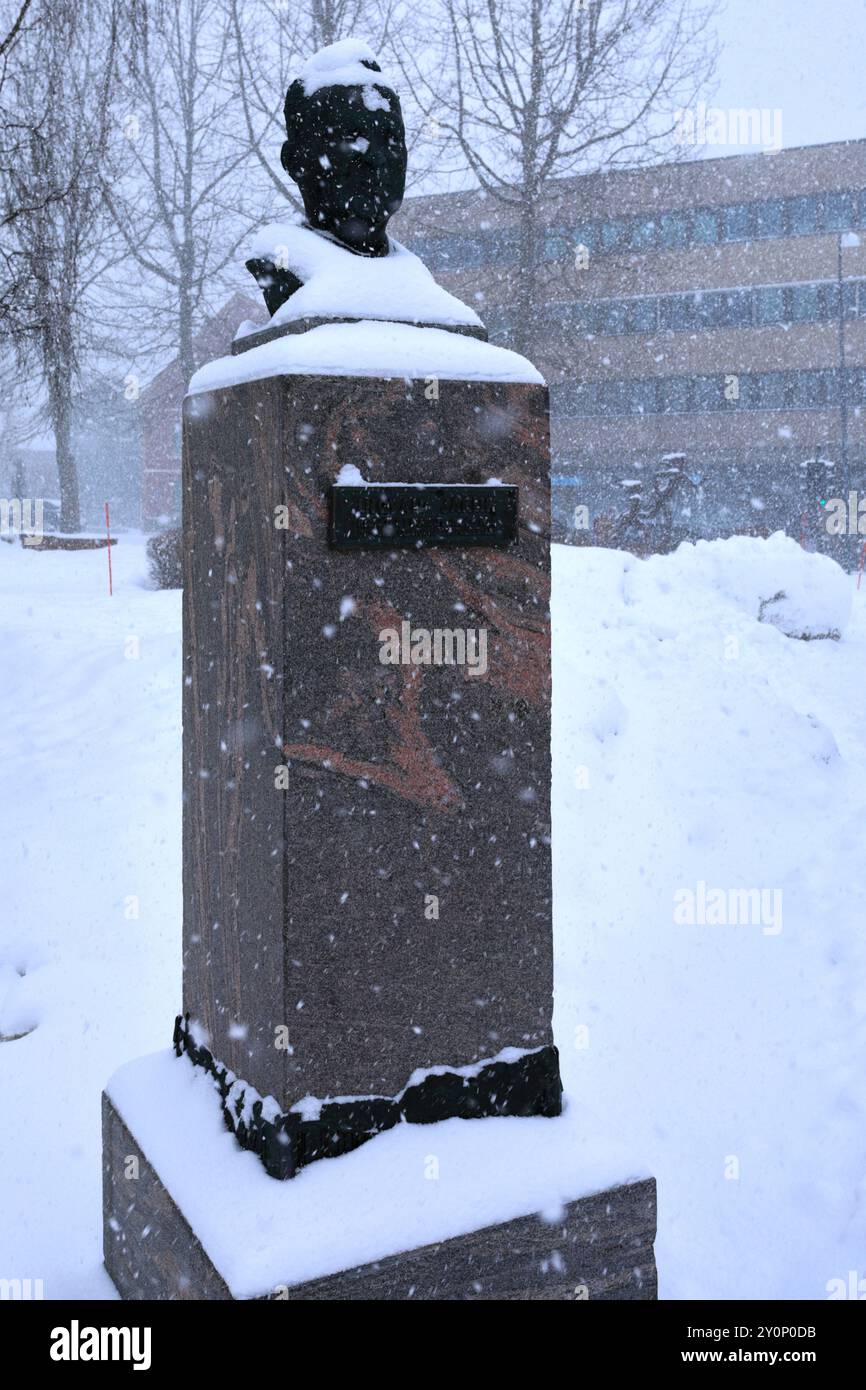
[
  {"xmin": 44, "ymin": 307, "xmax": 80, "ymax": 533},
  {"xmin": 512, "ymin": 196, "xmax": 540, "ymax": 359},
  {"xmin": 51, "ymin": 383, "xmax": 80, "ymax": 533},
  {"xmin": 178, "ymin": 287, "xmax": 195, "ymax": 388}
]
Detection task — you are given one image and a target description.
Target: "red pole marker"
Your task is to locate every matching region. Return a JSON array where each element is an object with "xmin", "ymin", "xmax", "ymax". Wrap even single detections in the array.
[{"xmin": 105, "ymin": 501, "xmax": 113, "ymax": 596}]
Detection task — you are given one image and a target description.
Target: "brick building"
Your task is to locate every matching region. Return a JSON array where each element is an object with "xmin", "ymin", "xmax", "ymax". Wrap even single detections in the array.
[{"xmin": 140, "ymin": 293, "xmax": 265, "ymax": 526}]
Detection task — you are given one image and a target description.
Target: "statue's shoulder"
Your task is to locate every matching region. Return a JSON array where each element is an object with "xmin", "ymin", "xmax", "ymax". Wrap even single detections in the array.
[
  {"xmin": 244, "ymin": 221, "xmax": 410, "ymax": 319},
  {"xmin": 245, "ymin": 221, "xmax": 403, "ymax": 318},
  {"xmin": 242, "ymin": 218, "xmax": 483, "ymax": 337}
]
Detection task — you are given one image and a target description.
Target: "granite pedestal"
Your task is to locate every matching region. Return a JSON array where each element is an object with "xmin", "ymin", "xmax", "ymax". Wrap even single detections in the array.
[{"xmin": 180, "ymin": 371, "xmax": 555, "ymax": 1106}]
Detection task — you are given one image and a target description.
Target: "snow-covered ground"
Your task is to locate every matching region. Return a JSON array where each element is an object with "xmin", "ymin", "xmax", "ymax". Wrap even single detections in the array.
[
  {"xmin": 0, "ymin": 531, "xmax": 864, "ymax": 1299},
  {"xmin": 0, "ymin": 538, "xmax": 180, "ymax": 1299}
]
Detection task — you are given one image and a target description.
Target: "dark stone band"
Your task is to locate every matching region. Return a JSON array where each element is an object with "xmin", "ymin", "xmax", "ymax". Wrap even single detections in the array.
[{"xmin": 173, "ymin": 1015, "xmax": 563, "ymax": 1181}]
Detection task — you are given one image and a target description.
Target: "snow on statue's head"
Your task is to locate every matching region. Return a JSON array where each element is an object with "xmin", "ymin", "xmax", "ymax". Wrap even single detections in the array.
[{"xmin": 281, "ymin": 39, "xmax": 407, "ymax": 257}]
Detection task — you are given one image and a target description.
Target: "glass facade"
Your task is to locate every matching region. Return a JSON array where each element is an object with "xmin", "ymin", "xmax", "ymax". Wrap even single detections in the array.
[
  {"xmin": 531, "ymin": 276, "xmax": 866, "ymax": 341},
  {"xmin": 411, "ymin": 187, "xmax": 866, "ymax": 273},
  {"xmin": 551, "ymin": 367, "xmax": 865, "ymax": 417}
]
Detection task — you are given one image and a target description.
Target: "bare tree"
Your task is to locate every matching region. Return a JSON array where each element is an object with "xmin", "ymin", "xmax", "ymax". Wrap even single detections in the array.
[
  {"xmin": 1, "ymin": 0, "xmax": 119, "ymax": 531},
  {"xmin": 395, "ymin": 0, "xmax": 716, "ymax": 355},
  {"xmin": 104, "ymin": 0, "xmax": 257, "ymax": 383},
  {"xmin": 0, "ymin": 0, "xmax": 31, "ymax": 66}
]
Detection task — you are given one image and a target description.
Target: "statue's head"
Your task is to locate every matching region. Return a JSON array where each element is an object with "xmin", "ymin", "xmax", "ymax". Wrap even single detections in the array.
[{"xmin": 281, "ymin": 39, "xmax": 407, "ymax": 257}]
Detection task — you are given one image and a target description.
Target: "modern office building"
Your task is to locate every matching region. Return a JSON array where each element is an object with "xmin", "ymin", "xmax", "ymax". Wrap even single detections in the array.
[{"xmin": 397, "ymin": 139, "xmax": 866, "ymax": 558}]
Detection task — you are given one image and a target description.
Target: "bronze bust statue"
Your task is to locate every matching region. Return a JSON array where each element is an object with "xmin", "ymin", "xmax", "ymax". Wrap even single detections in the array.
[{"xmin": 247, "ymin": 41, "xmax": 408, "ymax": 318}]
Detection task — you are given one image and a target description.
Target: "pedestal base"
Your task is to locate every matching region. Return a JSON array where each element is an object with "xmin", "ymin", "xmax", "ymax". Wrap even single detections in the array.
[{"xmin": 102, "ymin": 1051, "xmax": 657, "ymax": 1301}]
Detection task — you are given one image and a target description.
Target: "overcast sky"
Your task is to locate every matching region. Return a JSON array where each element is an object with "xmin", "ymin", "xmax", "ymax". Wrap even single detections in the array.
[{"xmin": 711, "ymin": 0, "xmax": 865, "ymax": 150}]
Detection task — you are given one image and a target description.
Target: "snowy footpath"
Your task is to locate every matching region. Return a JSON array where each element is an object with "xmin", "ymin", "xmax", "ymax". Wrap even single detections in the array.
[{"xmin": 1, "ymin": 532, "xmax": 864, "ymax": 1299}]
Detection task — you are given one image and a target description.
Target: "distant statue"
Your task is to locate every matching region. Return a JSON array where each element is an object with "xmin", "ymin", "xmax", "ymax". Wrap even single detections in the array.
[{"xmin": 246, "ymin": 39, "xmax": 408, "ymax": 317}]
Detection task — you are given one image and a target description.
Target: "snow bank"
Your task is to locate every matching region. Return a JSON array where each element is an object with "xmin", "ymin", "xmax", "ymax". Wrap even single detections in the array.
[
  {"xmin": 648, "ymin": 532, "xmax": 851, "ymax": 640},
  {"xmin": 553, "ymin": 537, "xmax": 866, "ymax": 1299},
  {"xmin": 0, "ymin": 536, "xmax": 180, "ymax": 1298},
  {"xmin": 189, "ymin": 319, "xmax": 543, "ymax": 395}
]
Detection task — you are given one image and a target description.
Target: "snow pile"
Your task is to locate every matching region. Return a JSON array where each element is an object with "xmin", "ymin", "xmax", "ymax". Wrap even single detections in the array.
[
  {"xmin": 241, "ymin": 221, "xmax": 483, "ymax": 333},
  {"xmin": 648, "ymin": 531, "xmax": 851, "ymax": 640},
  {"xmin": 190, "ymin": 320, "xmax": 542, "ymax": 395},
  {"xmin": 294, "ymin": 37, "xmax": 396, "ymax": 100},
  {"xmin": 553, "ymin": 537, "xmax": 866, "ymax": 1299}
]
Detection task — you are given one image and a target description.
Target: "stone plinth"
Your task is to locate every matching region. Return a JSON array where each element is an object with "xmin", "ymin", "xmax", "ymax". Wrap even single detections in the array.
[{"xmin": 182, "ymin": 372, "xmax": 554, "ymax": 1109}]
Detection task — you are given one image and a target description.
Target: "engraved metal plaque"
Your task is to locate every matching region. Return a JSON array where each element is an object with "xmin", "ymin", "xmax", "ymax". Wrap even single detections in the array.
[{"xmin": 329, "ymin": 483, "xmax": 519, "ymax": 550}]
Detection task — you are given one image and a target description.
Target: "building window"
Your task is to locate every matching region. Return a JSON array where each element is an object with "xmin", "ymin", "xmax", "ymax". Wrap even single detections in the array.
[
  {"xmin": 833, "ymin": 282, "xmax": 854, "ymax": 317},
  {"xmin": 629, "ymin": 298, "xmax": 658, "ymax": 333},
  {"xmin": 560, "ymin": 380, "xmax": 596, "ymax": 415},
  {"xmin": 788, "ymin": 195, "xmax": 819, "ymax": 235},
  {"xmin": 596, "ymin": 299, "xmax": 629, "ymax": 335},
  {"xmin": 791, "ymin": 370, "xmax": 835, "ymax": 407},
  {"xmin": 571, "ymin": 224, "xmax": 597, "ymax": 253},
  {"xmin": 422, "ymin": 239, "xmax": 452, "ymax": 270},
  {"xmin": 544, "ymin": 229, "xmax": 569, "ymax": 261},
  {"xmin": 630, "ymin": 217, "xmax": 657, "ymax": 250},
  {"xmin": 584, "ymin": 301, "xmax": 603, "ymax": 333},
  {"xmin": 602, "ymin": 218, "xmax": 628, "ymax": 250},
  {"xmin": 658, "ymin": 377, "xmax": 692, "ymax": 413},
  {"xmin": 487, "ymin": 307, "xmax": 517, "ymax": 342},
  {"xmin": 692, "ymin": 208, "xmax": 719, "ymax": 244},
  {"xmin": 600, "ymin": 380, "xmax": 625, "ymax": 411},
  {"xmin": 568, "ymin": 301, "xmax": 593, "ymax": 332},
  {"xmin": 790, "ymin": 283, "xmax": 821, "ymax": 321},
  {"xmin": 692, "ymin": 376, "xmax": 723, "ymax": 411},
  {"xmin": 754, "ymin": 199, "xmax": 786, "ymax": 238},
  {"xmin": 496, "ymin": 228, "xmax": 522, "ymax": 261},
  {"xmin": 823, "ymin": 190, "xmax": 857, "ymax": 231},
  {"xmin": 551, "ymin": 363, "xmax": 857, "ymax": 421},
  {"xmin": 466, "ymin": 236, "xmax": 490, "ymax": 268},
  {"xmin": 756, "ymin": 286, "xmax": 787, "ymax": 324},
  {"xmin": 757, "ymin": 373, "xmax": 790, "ymax": 408},
  {"xmin": 659, "ymin": 210, "xmax": 689, "ymax": 249},
  {"xmin": 630, "ymin": 379, "xmax": 658, "ymax": 414},
  {"xmin": 659, "ymin": 296, "xmax": 694, "ymax": 330},
  {"xmin": 723, "ymin": 203, "xmax": 754, "ymax": 241},
  {"xmin": 695, "ymin": 291, "xmax": 724, "ymax": 328},
  {"xmin": 721, "ymin": 289, "xmax": 753, "ymax": 327},
  {"xmin": 849, "ymin": 366, "xmax": 866, "ymax": 400}
]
